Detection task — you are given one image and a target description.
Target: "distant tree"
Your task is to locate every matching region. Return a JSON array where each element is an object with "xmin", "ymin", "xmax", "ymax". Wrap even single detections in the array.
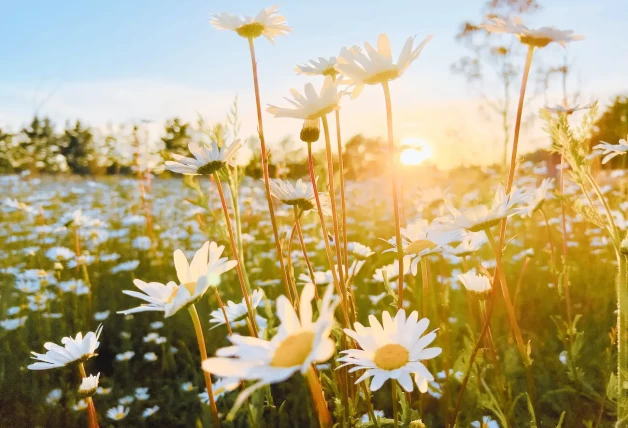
[
  {"xmin": 61, "ymin": 120, "xmax": 93, "ymax": 175},
  {"xmin": 0, "ymin": 128, "xmax": 14, "ymax": 172},
  {"xmin": 17, "ymin": 117, "xmax": 67, "ymax": 173},
  {"xmin": 589, "ymin": 95, "xmax": 628, "ymax": 169},
  {"xmin": 343, "ymin": 134, "xmax": 387, "ymax": 180},
  {"xmin": 161, "ymin": 118, "xmax": 190, "ymax": 159},
  {"xmin": 452, "ymin": 0, "xmax": 540, "ymax": 167}
]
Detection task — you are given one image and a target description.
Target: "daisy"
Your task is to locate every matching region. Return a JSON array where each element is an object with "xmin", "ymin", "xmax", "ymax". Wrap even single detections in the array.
[
  {"xmin": 516, "ymin": 178, "xmax": 554, "ymax": 217},
  {"xmin": 337, "ymin": 33, "xmax": 433, "ymax": 98},
  {"xmin": 107, "ymin": 405, "xmax": 130, "ymax": 421},
  {"xmin": 446, "ymin": 232, "xmax": 487, "ymax": 257},
  {"xmin": 118, "ymin": 241, "xmax": 236, "ymax": 317},
  {"xmin": 267, "ymin": 76, "xmax": 341, "ymax": 120},
  {"xmin": 201, "ymin": 283, "xmax": 338, "ymax": 410},
  {"xmin": 209, "ymin": 289, "xmax": 267, "ymax": 331},
  {"xmin": 384, "ymin": 219, "xmax": 462, "ymax": 275},
  {"xmin": 269, "ymin": 178, "xmax": 331, "ymax": 214},
  {"xmin": 73, "ymin": 399, "xmax": 88, "ymax": 412},
  {"xmin": 142, "ymin": 405, "xmax": 159, "ymax": 418},
  {"xmin": 482, "ymin": 16, "xmax": 583, "ymax": 48},
  {"xmin": 444, "ymin": 186, "xmax": 528, "ymax": 232},
  {"xmin": 544, "ymin": 103, "xmax": 592, "ymax": 115},
  {"xmin": 210, "ymin": 5, "xmax": 290, "ymax": 43},
  {"xmin": 338, "ymin": 309, "xmax": 441, "ymax": 392},
  {"xmin": 593, "ymin": 137, "xmax": 628, "ymax": 164},
  {"xmin": 78, "ymin": 373, "xmax": 100, "ymax": 397},
  {"xmin": 458, "ymin": 271, "xmax": 492, "ymax": 298},
  {"xmin": 372, "ymin": 256, "xmax": 412, "ymax": 283},
  {"xmin": 347, "ymin": 242, "xmax": 375, "ymax": 260},
  {"xmin": 199, "ymin": 377, "xmax": 240, "ymax": 403},
  {"xmin": 165, "ymin": 140, "xmax": 242, "ymax": 176},
  {"xmin": 28, "ymin": 325, "xmax": 103, "ymax": 370},
  {"xmin": 294, "ymin": 47, "xmax": 360, "ymax": 77}
]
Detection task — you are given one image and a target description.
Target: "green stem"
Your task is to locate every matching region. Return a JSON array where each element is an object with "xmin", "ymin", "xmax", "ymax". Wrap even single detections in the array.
[{"xmin": 618, "ymin": 254, "xmax": 628, "ymax": 421}]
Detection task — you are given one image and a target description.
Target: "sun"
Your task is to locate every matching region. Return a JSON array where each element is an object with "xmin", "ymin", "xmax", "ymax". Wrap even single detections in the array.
[{"xmin": 399, "ymin": 138, "xmax": 432, "ymax": 165}]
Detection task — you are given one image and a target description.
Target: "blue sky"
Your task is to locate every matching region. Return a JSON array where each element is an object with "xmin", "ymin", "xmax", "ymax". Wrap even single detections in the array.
[{"xmin": 1, "ymin": 0, "xmax": 627, "ymax": 167}]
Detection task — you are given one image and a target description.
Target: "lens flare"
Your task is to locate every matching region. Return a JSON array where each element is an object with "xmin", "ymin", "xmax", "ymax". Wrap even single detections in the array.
[{"xmin": 400, "ymin": 138, "xmax": 432, "ymax": 165}]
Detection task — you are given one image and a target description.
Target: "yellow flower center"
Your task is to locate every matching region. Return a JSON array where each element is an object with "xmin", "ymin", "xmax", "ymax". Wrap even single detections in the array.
[
  {"xmin": 236, "ymin": 22, "xmax": 265, "ymax": 39},
  {"xmin": 405, "ymin": 239, "xmax": 437, "ymax": 255},
  {"xmin": 373, "ymin": 344, "xmax": 409, "ymax": 370},
  {"xmin": 364, "ymin": 69, "xmax": 401, "ymax": 85},
  {"xmin": 270, "ymin": 331, "xmax": 315, "ymax": 367},
  {"xmin": 519, "ymin": 35, "xmax": 552, "ymax": 48},
  {"xmin": 166, "ymin": 282, "xmax": 196, "ymax": 303}
]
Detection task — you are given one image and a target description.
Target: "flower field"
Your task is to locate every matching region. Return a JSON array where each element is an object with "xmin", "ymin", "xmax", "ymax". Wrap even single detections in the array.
[{"xmin": 2, "ymin": 4, "xmax": 628, "ymax": 428}]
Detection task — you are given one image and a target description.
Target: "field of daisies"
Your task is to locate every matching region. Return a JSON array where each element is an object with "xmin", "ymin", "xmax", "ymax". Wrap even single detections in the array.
[{"xmin": 2, "ymin": 5, "xmax": 628, "ymax": 428}]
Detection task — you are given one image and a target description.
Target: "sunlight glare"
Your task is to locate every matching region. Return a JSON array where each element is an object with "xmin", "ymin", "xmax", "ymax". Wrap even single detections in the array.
[{"xmin": 399, "ymin": 138, "xmax": 432, "ymax": 165}]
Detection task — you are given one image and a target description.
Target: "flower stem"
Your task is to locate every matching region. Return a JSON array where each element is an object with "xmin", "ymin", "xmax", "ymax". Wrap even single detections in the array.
[
  {"xmin": 188, "ymin": 304, "xmax": 221, "ymax": 428},
  {"xmin": 306, "ymin": 366, "xmax": 332, "ymax": 428},
  {"xmin": 306, "ymin": 142, "xmax": 350, "ymax": 327},
  {"xmin": 214, "ymin": 288, "xmax": 233, "ymax": 336},
  {"xmin": 334, "ymin": 109, "xmax": 350, "ymax": 279},
  {"xmin": 539, "ymin": 208, "xmax": 559, "ymax": 291},
  {"xmin": 485, "ymin": 228, "xmax": 536, "ymax": 400},
  {"xmin": 381, "ymin": 81, "xmax": 404, "ymax": 310},
  {"xmin": 420, "ymin": 258, "xmax": 429, "ymax": 319},
  {"xmin": 392, "ymin": 380, "xmax": 399, "ymax": 428},
  {"xmin": 213, "ymin": 173, "xmax": 258, "ymax": 338},
  {"xmin": 246, "ymin": 37, "xmax": 292, "ymax": 302},
  {"xmin": 321, "ymin": 115, "xmax": 345, "ymax": 290},
  {"xmin": 450, "ymin": 291, "xmax": 496, "ymax": 426},
  {"xmin": 78, "ymin": 363, "xmax": 99, "ymax": 428},
  {"xmin": 617, "ymin": 253, "xmax": 628, "ymax": 421},
  {"xmin": 294, "ymin": 206, "xmax": 319, "ymax": 300}
]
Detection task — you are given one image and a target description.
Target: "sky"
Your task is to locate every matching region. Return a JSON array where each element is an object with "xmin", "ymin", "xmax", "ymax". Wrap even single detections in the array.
[{"xmin": 1, "ymin": 0, "xmax": 627, "ymax": 168}]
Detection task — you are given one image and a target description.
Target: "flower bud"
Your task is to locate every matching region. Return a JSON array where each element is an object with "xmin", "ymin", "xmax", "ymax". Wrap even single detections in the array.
[{"xmin": 300, "ymin": 119, "xmax": 320, "ymax": 143}]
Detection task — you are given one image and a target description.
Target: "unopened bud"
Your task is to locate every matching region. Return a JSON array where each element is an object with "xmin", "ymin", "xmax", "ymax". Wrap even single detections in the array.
[
  {"xmin": 621, "ymin": 237, "xmax": 628, "ymax": 256},
  {"xmin": 300, "ymin": 119, "xmax": 320, "ymax": 143}
]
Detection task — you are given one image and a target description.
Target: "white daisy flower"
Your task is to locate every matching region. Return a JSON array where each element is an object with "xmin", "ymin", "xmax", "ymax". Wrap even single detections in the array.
[
  {"xmin": 482, "ymin": 16, "xmax": 583, "ymax": 48},
  {"xmin": 78, "ymin": 373, "xmax": 100, "ymax": 397},
  {"xmin": 446, "ymin": 232, "xmax": 487, "ymax": 257},
  {"xmin": 338, "ymin": 309, "xmax": 441, "ymax": 392},
  {"xmin": 372, "ymin": 256, "xmax": 412, "ymax": 283},
  {"xmin": 384, "ymin": 219, "xmax": 462, "ymax": 275},
  {"xmin": 199, "ymin": 377, "xmax": 240, "ymax": 403},
  {"xmin": 165, "ymin": 141, "xmax": 241, "ymax": 176},
  {"xmin": 118, "ymin": 241, "xmax": 237, "ymax": 318},
  {"xmin": 593, "ymin": 137, "xmax": 628, "ymax": 164},
  {"xmin": 458, "ymin": 271, "xmax": 492, "ymax": 298},
  {"xmin": 516, "ymin": 178, "xmax": 554, "ymax": 217},
  {"xmin": 209, "ymin": 289, "xmax": 266, "ymax": 331},
  {"xmin": 337, "ymin": 33, "xmax": 433, "ymax": 98},
  {"xmin": 107, "ymin": 405, "xmax": 130, "ymax": 421},
  {"xmin": 267, "ymin": 76, "xmax": 342, "ymax": 120},
  {"xmin": 294, "ymin": 47, "xmax": 360, "ymax": 77},
  {"xmin": 443, "ymin": 186, "xmax": 528, "ymax": 232},
  {"xmin": 202, "ymin": 283, "xmax": 338, "ymax": 411},
  {"xmin": 210, "ymin": 5, "xmax": 290, "ymax": 43},
  {"xmin": 347, "ymin": 242, "xmax": 375, "ymax": 260},
  {"xmin": 544, "ymin": 103, "xmax": 592, "ymax": 115},
  {"xmin": 142, "ymin": 405, "xmax": 159, "ymax": 418},
  {"xmin": 269, "ymin": 178, "xmax": 331, "ymax": 215},
  {"xmin": 28, "ymin": 325, "xmax": 103, "ymax": 370}
]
